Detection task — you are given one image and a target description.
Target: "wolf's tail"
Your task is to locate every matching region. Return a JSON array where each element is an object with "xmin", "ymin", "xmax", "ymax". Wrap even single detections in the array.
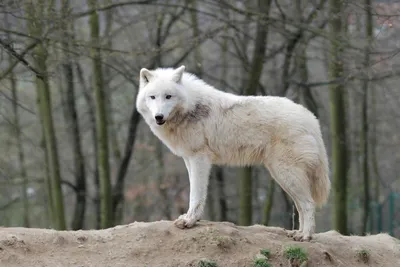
[{"xmin": 310, "ymin": 136, "xmax": 331, "ymax": 207}]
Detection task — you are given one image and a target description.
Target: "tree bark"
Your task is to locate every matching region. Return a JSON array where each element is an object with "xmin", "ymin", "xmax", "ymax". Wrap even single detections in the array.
[
  {"xmin": 239, "ymin": 0, "xmax": 272, "ymax": 226},
  {"xmin": 111, "ymin": 108, "xmax": 141, "ymax": 224},
  {"xmin": 296, "ymin": 42, "xmax": 318, "ymax": 118},
  {"xmin": 155, "ymin": 140, "xmax": 171, "ymax": 220},
  {"xmin": 88, "ymin": 0, "xmax": 112, "ymax": 229},
  {"xmin": 215, "ymin": 166, "xmax": 227, "ymax": 221},
  {"xmin": 262, "ymin": 178, "xmax": 275, "ymax": 226},
  {"xmin": 26, "ymin": 0, "xmax": 66, "ymax": 230},
  {"xmin": 40, "ymin": 115, "xmax": 54, "ymax": 226},
  {"xmin": 60, "ymin": 0, "xmax": 87, "ymax": 231},
  {"xmin": 75, "ymin": 63, "xmax": 101, "ymax": 229},
  {"xmin": 190, "ymin": 0, "xmax": 203, "ymax": 78},
  {"xmin": 5, "ymin": 13, "xmax": 30, "ymax": 228},
  {"xmin": 281, "ymin": 189, "xmax": 296, "ymax": 230},
  {"xmin": 360, "ymin": 0, "xmax": 373, "ymax": 235},
  {"xmin": 329, "ymin": 0, "xmax": 348, "ymax": 235},
  {"xmin": 104, "ymin": 0, "xmax": 122, "ymax": 165},
  {"xmin": 10, "ymin": 57, "xmax": 30, "ymax": 228}
]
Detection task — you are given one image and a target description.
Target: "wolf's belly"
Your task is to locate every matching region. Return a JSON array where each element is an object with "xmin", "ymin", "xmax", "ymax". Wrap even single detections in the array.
[{"xmin": 206, "ymin": 143, "xmax": 270, "ymax": 167}]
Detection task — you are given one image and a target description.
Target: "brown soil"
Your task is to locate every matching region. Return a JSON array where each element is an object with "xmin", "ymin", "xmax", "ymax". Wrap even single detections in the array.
[{"xmin": 0, "ymin": 221, "xmax": 398, "ymax": 267}]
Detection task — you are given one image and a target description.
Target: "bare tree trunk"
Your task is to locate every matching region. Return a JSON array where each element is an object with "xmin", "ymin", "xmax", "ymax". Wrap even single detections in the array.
[
  {"xmin": 239, "ymin": 0, "xmax": 272, "ymax": 226},
  {"xmin": 87, "ymin": 0, "xmax": 112, "ymax": 229},
  {"xmin": 40, "ymin": 109, "xmax": 54, "ymax": 226},
  {"xmin": 252, "ymin": 168, "xmax": 260, "ymax": 221},
  {"xmin": 111, "ymin": 108, "xmax": 141, "ymax": 224},
  {"xmin": 26, "ymin": 0, "xmax": 66, "ymax": 230},
  {"xmin": 370, "ymin": 76, "xmax": 380, "ymax": 234},
  {"xmin": 190, "ymin": 0, "xmax": 203, "ymax": 78},
  {"xmin": 295, "ymin": 0, "xmax": 325, "ymax": 118},
  {"xmin": 281, "ymin": 189, "xmax": 296, "ymax": 230},
  {"xmin": 360, "ymin": 0, "xmax": 373, "ymax": 235},
  {"xmin": 76, "ymin": 64, "xmax": 101, "ymax": 229},
  {"xmin": 65, "ymin": 63, "xmax": 87, "ymax": 230},
  {"xmin": 36, "ymin": 41, "xmax": 66, "ymax": 230},
  {"xmin": 5, "ymin": 13, "xmax": 30, "ymax": 228},
  {"xmin": 262, "ymin": 178, "xmax": 275, "ymax": 226},
  {"xmin": 207, "ymin": 174, "xmax": 217, "ymax": 221},
  {"xmin": 10, "ymin": 58, "xmax": 30, "ymax": 228},
  {"xmin": 215, "ymin": 166, "xmax": 227, "ymax": 221},
  {"xmin": 370, "ymin": 75, "xmax": 380, "ymax": 209},
  {"xmin": 329, "ymin": 0, "xmax": 348, "ymax": 235},
  {"xmin": 104, "ymin": 0, "xmax": 122, "ymax": 165},
  {"xmin": 155, "ymin": 140, "xmax": 171, "ymax": 220},
  {"xmin": 296, "ymin": 43, "xmax": 318, "ymax": 118},
  {"xmin": 60, "ymin": 0, "xmax": 87, "ymax": 230}
]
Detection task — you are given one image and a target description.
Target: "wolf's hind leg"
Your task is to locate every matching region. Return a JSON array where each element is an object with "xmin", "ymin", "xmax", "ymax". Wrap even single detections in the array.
[
  {"xmin": 267, "ymin": 162, "xmax": 315, "ymax": 242},
  {"xmin": 174, "ymin": 156, "xmax": 211, "ymax": 229},
  {"xmin": 268, "ymin": 166, "xmax": 304, "ymax": 237}
]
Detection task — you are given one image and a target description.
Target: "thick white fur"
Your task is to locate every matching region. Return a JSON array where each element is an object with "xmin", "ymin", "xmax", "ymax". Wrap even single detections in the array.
[{"xmin": 136, "ymin": 65, "xmax": 331, "ymax": 242}]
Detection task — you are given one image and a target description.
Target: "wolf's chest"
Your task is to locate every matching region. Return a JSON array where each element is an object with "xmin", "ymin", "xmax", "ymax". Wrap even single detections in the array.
[{"xmin": 150, "ymin": 126, "xmax": 212, "ymax": 158}]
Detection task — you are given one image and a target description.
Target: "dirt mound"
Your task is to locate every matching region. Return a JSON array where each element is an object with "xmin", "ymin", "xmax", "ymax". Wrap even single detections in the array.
[{"xmin": 0, "ymin": 221, "xmax": 398, "ymax": 267}]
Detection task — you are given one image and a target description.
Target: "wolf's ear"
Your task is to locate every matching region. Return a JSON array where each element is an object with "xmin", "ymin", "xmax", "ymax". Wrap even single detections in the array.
[
  {"xmin": 140, "ymin": 68, "xmax": 153, "ymax": 84},
  {"xmin": 171, "ymin": 65, "xmax": 185, "ymax": 83}
]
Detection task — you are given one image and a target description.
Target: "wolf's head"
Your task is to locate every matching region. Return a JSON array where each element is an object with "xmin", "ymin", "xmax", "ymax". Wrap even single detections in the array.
[{"xmin": 136, "ymin": 65, "xmax": 187, "ymax": 126}]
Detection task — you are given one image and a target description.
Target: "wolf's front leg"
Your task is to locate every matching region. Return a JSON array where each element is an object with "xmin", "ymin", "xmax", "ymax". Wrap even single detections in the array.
[{"xmin": 174, "ymin": 156, "xmax": 211, "ymax": 229}]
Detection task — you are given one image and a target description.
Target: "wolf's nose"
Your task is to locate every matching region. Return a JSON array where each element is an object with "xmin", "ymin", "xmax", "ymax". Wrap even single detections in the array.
[{"xmin": 155, "ymin": 114, "xmax": 164, "ymax": 121}]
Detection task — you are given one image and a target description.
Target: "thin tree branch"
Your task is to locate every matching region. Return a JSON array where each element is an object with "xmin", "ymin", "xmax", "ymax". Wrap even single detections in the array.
[
  {"xmin": 62, "ymin": 180, "xmax": 78, "ymax": 192},
  {"xmin": 171, "ymin": 26, "xmax": 225, "ymax": 59},
  {"xmin": 0, "ymin": 40, "xmax": 40, "ymax": 81},
  {"xmin": 73, "ymin": 0, "xmax": 157, "ymax": 18},
  {"xmin": 0, "ymin": 39, "xmax": 44, "ymax": 79},
  {"xmin": 0, "ymin": 91, "xmax": 36, "ymax": 115},
  {"xmin": 290, "ymin": 69, "xmax": 400, "ymax": 88}
]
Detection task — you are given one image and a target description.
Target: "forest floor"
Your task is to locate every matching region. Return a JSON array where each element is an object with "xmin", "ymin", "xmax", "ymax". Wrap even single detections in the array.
[{"xmin": 0, "ymin": 220, "xmax": 399, "ymax": 267}]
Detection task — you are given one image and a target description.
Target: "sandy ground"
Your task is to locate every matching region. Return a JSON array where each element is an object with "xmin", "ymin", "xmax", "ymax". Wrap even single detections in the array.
[{"xmin": 0, "ymin": 220, "xmax": 399, "ymax": 267}]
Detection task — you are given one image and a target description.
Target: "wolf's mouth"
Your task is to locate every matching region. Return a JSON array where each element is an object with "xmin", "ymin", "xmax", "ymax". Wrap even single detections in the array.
[{"xmin": 156, "ymin": 120, "xmax": 166, "ymax": 125}]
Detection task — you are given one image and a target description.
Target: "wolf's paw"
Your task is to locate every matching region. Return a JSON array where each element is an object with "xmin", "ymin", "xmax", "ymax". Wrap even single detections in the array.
[
  {"xmin": 292, "ymin": 232, "xmax": 312, "ymax": 242},
  {"xmin": 173, "ymin": 214, "xmax": 197, "ymax": 229}
]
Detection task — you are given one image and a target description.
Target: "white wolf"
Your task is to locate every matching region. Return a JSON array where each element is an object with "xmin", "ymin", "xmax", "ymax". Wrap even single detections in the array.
[{"xmin": 136, "ymin": 65, "xmax": 330, "ymax": 241}]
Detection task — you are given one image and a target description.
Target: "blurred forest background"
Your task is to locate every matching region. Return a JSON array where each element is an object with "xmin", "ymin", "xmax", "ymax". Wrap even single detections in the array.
[{"xmin": 0, "ymin": 0, "xmax": 399, "ymax": 238}]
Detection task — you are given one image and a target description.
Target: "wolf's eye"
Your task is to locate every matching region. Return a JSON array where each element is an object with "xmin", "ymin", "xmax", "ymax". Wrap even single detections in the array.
[
  {"xmin": 150, "ymin": 96, "xmax": 155, "ymax": 99},
  {"xmin": 166, "ymin": 95, "xmax": 172, "ymax": 99}
]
